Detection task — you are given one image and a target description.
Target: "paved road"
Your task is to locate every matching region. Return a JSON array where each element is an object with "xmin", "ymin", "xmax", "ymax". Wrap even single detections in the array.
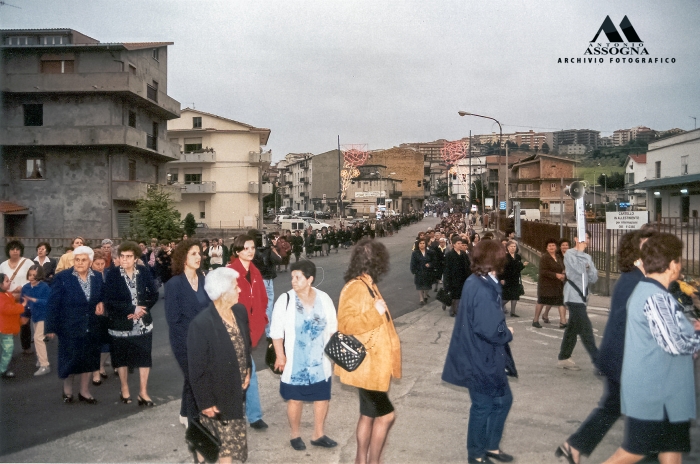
[{"xmin": 0, "ymin": 219, "xmax": 429, "ymax": 456}]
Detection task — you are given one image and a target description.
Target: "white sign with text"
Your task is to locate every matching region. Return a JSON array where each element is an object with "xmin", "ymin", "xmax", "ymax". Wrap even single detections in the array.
[{"xmin": 606, "ymin": 211, "xmax": 649, "ymax": 230}]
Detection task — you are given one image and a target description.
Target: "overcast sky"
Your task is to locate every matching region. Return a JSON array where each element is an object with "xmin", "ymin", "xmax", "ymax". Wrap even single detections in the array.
[{"xmin": 3, "ymin": 0, "xmax": 699, "ymax": 161}]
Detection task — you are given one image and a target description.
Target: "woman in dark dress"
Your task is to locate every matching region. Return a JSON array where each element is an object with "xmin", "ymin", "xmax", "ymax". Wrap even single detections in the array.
[
  {"xmin": 165, "ymin": 239, "xmax": 210, "ymax": 424},
  {"xmin": 500, "ymin": 240, "xmax": 528, "ymax": 317},
  {"xmin": 533, "ymin": 238, "xmax": 566, "ymax": 329},
  {"xmin": 34, "ymin": 242, "xmax": 57, "ymax": 284},
  {"xmin": 45, "ymin": 246, "xmax": 104, "ymax": 404},
  {"xmin": 104, "ymin": 241, "xmax": 158, "ymax": 406},
  {"xmin": 410, "ymin": 238, "xmax": 434, "ymax": 305}
]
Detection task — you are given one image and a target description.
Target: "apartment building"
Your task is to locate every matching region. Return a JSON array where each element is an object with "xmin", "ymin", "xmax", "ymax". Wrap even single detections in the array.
[
  {"xmin": 509, "ymin": 154, "xmax": 578, "ymax": 216},
  {"xmin": 0, "ymin": 28, "xmax": 181, "ymax": 238},
  {"xmin": 369, "ymin": 147, "xmax": 424, "ymax": 212},
  {"xmin": 278, "ymin": 150, "xmax": 340, "ymax": 212},
  {"xmin": 513, "ymin": 130, "xmax": 553, "ymax": 151},
  {"xmin": 552, "ymin": 129, "xmax": 600, "ymax": 152},
  {"xmin": 344, "ymin": 165, "xmax": 402, "ymax": 216},
  {"xmin": 166, "ymin": 109, "xmax": 271, "ymax": 229}
]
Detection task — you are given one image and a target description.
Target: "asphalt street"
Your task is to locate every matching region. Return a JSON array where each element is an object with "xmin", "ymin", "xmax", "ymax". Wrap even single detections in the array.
[{"xmin": 0, "ymin": 219, "xmax": 431, "ymax": 457}]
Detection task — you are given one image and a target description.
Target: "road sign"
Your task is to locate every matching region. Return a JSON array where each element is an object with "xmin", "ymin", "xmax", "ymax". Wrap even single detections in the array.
[
  {"xmin": 606, "ymin": 211, "xmax": 648, "ymax": 230},
  {"xmin": 499, "ymin": 201, "xmax": 506, "ymax": 210}
]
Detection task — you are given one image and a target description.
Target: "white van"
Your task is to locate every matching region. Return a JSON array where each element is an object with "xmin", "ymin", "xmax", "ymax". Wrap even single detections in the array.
[
  {"xmin": 508, "ymin": 209, "xmax": 541, "ymax": 221},
  {"xmin": 280, "ymin": 217, "xmax": 330, "ymax": 232}
]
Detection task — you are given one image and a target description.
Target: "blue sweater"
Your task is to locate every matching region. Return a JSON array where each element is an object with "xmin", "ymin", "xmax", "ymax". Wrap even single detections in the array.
[
  {"xmin": 21, "ymin": 282, "xmax": 51, "ymax": 322},
  {"xmin": 442, "ymin": 273, "xmax": 515, "ymax": 396}
]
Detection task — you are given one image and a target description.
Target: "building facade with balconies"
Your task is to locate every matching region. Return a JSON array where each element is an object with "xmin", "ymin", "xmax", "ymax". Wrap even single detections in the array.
[
  {"xmin": 509, "ymin": 154, "xmax": 577, "ymax": 218},
  {"xmin": 167, "ymin": 108, "xmax": 271, "ymax": 229},
  {"xmin": 0, "ymin": 28, "xmax": 181, "ymax": 238}
]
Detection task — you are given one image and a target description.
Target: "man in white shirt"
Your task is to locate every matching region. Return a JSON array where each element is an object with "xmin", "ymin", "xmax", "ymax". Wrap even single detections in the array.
[{"xmin": 209, "ymin": 239, "xmax": 224, "ymax": 270}]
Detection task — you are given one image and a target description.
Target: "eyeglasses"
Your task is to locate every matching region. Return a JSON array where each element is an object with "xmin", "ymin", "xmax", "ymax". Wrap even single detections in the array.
[{"xmin": 120, "ymin": 254, "xmax": 135, "ymax": 259}]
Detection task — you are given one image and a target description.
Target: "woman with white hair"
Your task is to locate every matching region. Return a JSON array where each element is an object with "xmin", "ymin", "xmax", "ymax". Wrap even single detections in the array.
[
  {"xmin": 45, "ymin": 245, "xmax": 105, "ymax": 404},
  {"xmin": 187, "ymin": 267, "xmax": 252, "ymax": 464}
]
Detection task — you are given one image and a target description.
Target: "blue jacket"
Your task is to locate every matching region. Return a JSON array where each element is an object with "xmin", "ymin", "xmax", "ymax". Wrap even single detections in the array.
[
  {"xmin": 103, "ymin": 265, "xmax": 158, "ymax": 332},
  {"xmin": 164, "ymin": 272, "xmax": 210, "ymax": 372},
  {"xmin": 45, "ymin": 268, "xmax": 103, "ymax": 338},
  {"xmin": 442, "ymin": 273, "xmax": 515, "ymax": 397},
  {"xmin": 595, "ymin": 268, "xmax": 643, "ymax": 382},
  {"xmin": 21, "ymin": 282, "xmax": 51, "ymax": 322}
]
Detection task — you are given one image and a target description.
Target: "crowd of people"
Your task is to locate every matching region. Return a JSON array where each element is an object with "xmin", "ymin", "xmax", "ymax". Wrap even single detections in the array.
[{"xmin": 1, "ymin": 209, "xmax": 699, "ymax": 463}]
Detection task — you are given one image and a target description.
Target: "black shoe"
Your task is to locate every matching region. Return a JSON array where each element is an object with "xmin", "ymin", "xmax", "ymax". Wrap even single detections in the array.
[
  {"xmin": 554, "ymin": 443, "xmax": 577, "ymax": 464},
  {"xmin": 1, "ymin": 370, "xmax": 15, "ymax": 379},
  {"xmin": 120, "ymin": 392, "xmax": 132, "ymax": 404},
  {"xmin": 290, "ymin": 437, "xmax": 306, "ymax": 450},
  {"xmin": 510, "ymin": 313, "xmax": 520, "ymax": 317},
  {"xmin": 78, "ymin": 394, "xmax": 97, "ymax": 404},
  {"xmin": 100, "ymin": 372, "xmax": 108, "ymax": 379},
  {"xmin": 559, "ymin": 323, "xmax": 568, "ymax": 329},
  {"xmin": 468, "ymin": 457, "xmax": 493, "ymax": 463},
  {"xmin": 138, "ymin": 396, "xmax": 155, "ymax": 407},
  {"xmin": 92, "ymin": 379, "xmax": 102, "ymax": 386},
  {"xmin": 250, "ymin": 419, "xmax": 268, "ymax": 430},
  {"xmin": 485, "ymin": 450, "xmax": 513, "ymax": 462},
  {"xmin": 62, "ymin": 393, "xmax": 73, "ymax": 403},
  {"xmin": 532, "ymin": 321, "xmax": 542, "ymax": 328},
  {"xmin": 310, "ymin": 435, "xmax": 337, "ymax": 448}
]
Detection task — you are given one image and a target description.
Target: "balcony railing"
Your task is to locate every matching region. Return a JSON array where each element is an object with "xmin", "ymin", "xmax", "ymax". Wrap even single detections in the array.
[
  {"xmin": 513, "ymin": 190, "xmax": 540, "ymax": 198},
  {"xmin": 112, "ymin": 181, "xmax": 181, "ymax": 202},
  {"xmin": 248, "ymin": 151, "xmax": 272, "ymax": 165},
  {"xmin": 146, "ymin": 134, "xmax": 157, "ymax": 150},
  {"xmin": 174, "ymin": 181, "xmax": 216, "ymax": 194},
  {"xmin": 248, "ymin": 182, "xmax": 273, "ymax": 195},
  {"xmin": 171, "ymin": 152, "xmax": 216, "ymax": 163}
]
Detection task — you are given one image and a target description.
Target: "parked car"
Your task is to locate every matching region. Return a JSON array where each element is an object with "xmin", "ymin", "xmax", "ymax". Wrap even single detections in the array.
[
  {"xmin": 304, "ymin": 218, "xmax": 330, "ymax": 230},
  {"xmin": 299, "ymin": 210, "xmax": 314, "ymax": 218},
  {"xmin": 196, "ymin": 222, "xmax": 209, "ymax": 229},
  {"xmin": 274, "ymin": 214, "xmax": 296, "ymax": 225},
  {"xmin": 314, "ymin": 210, "xmax": 331, "ymax": 219}
]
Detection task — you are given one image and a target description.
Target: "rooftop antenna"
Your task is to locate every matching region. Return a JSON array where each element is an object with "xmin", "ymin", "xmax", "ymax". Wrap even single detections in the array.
[
  {"xmin": 691, "ymin": 116, "xmax": 697, "ymax": 130},
  {"xmin": 190, "ymin": 102, "xmax": 196, "ymax": 110},
  {"xmin": 0, "ymin": 1, "xmax": 21, "ymax": 7}
]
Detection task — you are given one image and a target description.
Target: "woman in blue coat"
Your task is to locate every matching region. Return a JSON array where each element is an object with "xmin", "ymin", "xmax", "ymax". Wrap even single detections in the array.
[
  {"xmin": 164, "ymin": 239, "xmax": 210, "ymax": 423},
  {"xmin": 410, "ymin": 238, "xmax": 434, "ymax": 305},
  {"xmin": 45, "ymin": 246, "xmax": 104, "ymax": 404},
  {"xmin": 442, "ymin": 240, "xmax": 516, "ymax": 464}
]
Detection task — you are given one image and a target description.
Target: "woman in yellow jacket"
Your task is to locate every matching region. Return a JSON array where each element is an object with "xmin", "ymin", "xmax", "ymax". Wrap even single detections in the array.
[
  {"xmin": 336, "ymin": 238, "xmax": 401, "ymax": 464},
  {"xmin": 55, "ymin": 236, "xmax": 85, "ymax": 273}
]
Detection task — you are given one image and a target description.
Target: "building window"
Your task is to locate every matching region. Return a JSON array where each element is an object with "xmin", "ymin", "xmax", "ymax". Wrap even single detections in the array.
[
  {"xmin": 147, "ymin": 123, "xmax": 158, "ymax": 150},
  {"xmin": 184, "ymin": 137, "xmax": 203, "ymax": 152},
  {"xmin": 129, "ymin": 64, "xmax": 136, "ymax": 75},
  {"xmin": 168, "ymin": 169, "xmax": 179, "ymax": 184},
  {"xmin": 40, "ymin": 60, "xmax": 74, "ymax": 74},
  {"xmin": 23, "ymin": 104, "xmax": 43, "ymax": 126},
  {"xmin": 147, "ymin": 81, "xmax": 158, "ymax": 102},
  {"xmin": 655, "ymin": 161, "xmax": 661, "ymax": 178},
  {"xmin": 184, "ymin": 173, "xmax": 202, "ymax": 184},
  {"xmin": 128, "ymin": 110, "xmax": 136, "ymax": 128},
  {"xmin": 21, "ymin": 157, "xmax": 45, "ymax": 180},
  {"xmin": 128, "ymin": 159, "xmax": 136, "ymax": 181},
  {"xmin": 551, "ymin": 183, "xmax": 556, "ymax": 191},
  {"xmin": 7, "ymin": 36, "xmax": 29, "ymax": 46},
  {"xmin": 681, "ymin": 155, "xmax": 688, "ymax": 175},
  {"xmin": 627, "ymin": 173, "xmax": 635, "ymax": 184},
  {"xmin": 199, "ymin": 201, "xmax": 206, "ymax": 219},
  {"xmin": 154, "ymin": 165, "xmax": 159, "ymax": 183},
  {"xmin": 42, "ymin": 36, "xmax": 67, "ymax": 45},
  {"xmin": 152, "ymin": 48, "xmax": 159, "ymax": 61},
  {"xmin": 193, "ymin": 117, "xmax": 202, "ymax": 129}
]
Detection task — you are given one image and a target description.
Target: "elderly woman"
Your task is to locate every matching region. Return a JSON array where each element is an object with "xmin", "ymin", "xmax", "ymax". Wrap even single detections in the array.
[
  {"xmin": 410, "ymin": 238, "xmax": 434, "ymax": 305},
  {"xmin": 165, "ymin": 239, "xmax": 210, "ymax": 425},
  {"xmin": 270, "ymin": 260, "xmax": 338, "ymax": 451},
  {"xmin": 187, "ymin": 267, "xmax": 251, "ymax": 464},
  {"xmin": 104, "ymin": 241, "xmax": 158, "ymax": 406},
  {"xmin": 603, "ymin": 233, "xmax": 700, "ymax": 464},
  {"xmin": 45, "ymin": 246, "xmax": 104, "ymax": 403},
  {"xmin": 499, "ymin": 240, "xmax": 528, "ymax": 318},
  {"xmin": 336, "ymin": 238, "xmax": 401, "ymax": 464},
  {"xmin": 442, "ymin": 240, "xmax": 516, "ymax": 464},
  {"xmin": 55, "ymin": 236, "xmax": 85, "ymax": 273},
  {"xmin": 34, "ymin": 242, "xmax": 57, "ymax": 284}
]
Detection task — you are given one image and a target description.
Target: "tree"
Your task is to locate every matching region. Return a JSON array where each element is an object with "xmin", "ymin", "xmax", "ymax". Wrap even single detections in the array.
[
  {"xmin": 469, "ymin": 179, "xmax": 491, "ymax": 213},
  {"xmin": 520, "ymin": 143, "xmax": 530, "ymax": 151},
  {"xmin": 597, "ymin": 172, "xmax": 624, "ymax": 189},
  {"xmin": 128, "ymin": 186, "xmax": 182, "ymax": 241},
  {"xmin": 183, "ymin": 212, "xmax": 197, "ymax": 237},
  {"xmin": 435, "ymin": 180, "xmax": 448, "ymax": 200},
  {"xmin": 540, "ymin": 142, "xmax": 550, "ymax": 154}
]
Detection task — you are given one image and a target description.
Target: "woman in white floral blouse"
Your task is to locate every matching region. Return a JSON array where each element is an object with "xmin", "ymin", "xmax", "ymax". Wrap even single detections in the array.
[{"xmin": 104, "ymin": 241, "xmax": 159, "ymax": 406}]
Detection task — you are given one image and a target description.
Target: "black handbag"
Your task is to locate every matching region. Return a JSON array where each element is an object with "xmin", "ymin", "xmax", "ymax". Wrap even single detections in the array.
[
  {"xmin": 436, "ymin": 287, "xmax": 452, "ymax": 306},
  {"xmin": 265, "ymin": 293, "xmax": 290, "ymax": 374},
  {"xmin": 185, "ymin": 419, "xmax": 220, "ymax": 463},
  {"xmin": 324, "ymin": 331, "xmax": 367, "ymax": 372}
]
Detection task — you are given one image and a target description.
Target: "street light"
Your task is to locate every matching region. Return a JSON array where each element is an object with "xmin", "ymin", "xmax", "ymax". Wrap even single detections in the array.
[{"xmin": 459, "ymin": 111, "xmax": 504, "ymax": 230}]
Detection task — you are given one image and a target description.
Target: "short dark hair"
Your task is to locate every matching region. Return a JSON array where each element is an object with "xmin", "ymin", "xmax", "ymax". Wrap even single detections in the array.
[
  {"xmin": 172, "ymin": 239, "xmax": 202, "ymax": 276},
  {"xmin": 268, "ymin": 231, "xmax": 279, "ymax": 241},
  {"xmin": 232, "ymin": 234, "xmax": 255, "ymax": 256},
  {"xmin": 558, "ymin": 237, "xmax": 571, "ymax": 248},
  {"xmin": 641, "ymin": 233, "xmax": 683, "ymax": 275},
  {"xmin": 451, "ymin": 235, "xmax": 463, "ymax": 245},
  {"xmin": 482, "ymin": 232, "xmax": 494, "ymax": 240},
  {"xmin": 92, "ymin": 248, "xmax": 107, "ymax": 262},
  {"xmin": 118, "ymin": 241, "xmax": 142, "ymax": 259},
  {"xmin": 201, "ymin": 239, "xmax": 210, "ymax": 247},
  {"xmin": 5, "ymin": 240, "xmax": 24, "ymax": 258},
  {"xmin": 545, "ymin": 238, "xmax": 558, "ymax": 247},
  {"xmin": 36, "ymin": 242, "xmax": 52, "ymax": 255},
  {"xmin": 26, "ymin": 263, "xmax": 45, "ymax": 282},
  {"xmin": 290, "ymin": 260, "xmax": 316, "ymax": 280},
  {"xmin": 138, "ymin": 240, "xmax": 147, "ymax": 247},
  {"xmin": 470, "ymin": 240, "xmax": 507, "ymax": 276},
  {"xmin": 344, "ymin": 238, "xmax": 390, "ymax": 283},
  {"xmin": 618, "ymin": 231, "xmax": 643, "ymax": 273}
]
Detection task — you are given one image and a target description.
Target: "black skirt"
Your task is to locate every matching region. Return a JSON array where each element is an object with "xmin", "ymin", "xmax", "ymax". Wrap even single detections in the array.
[
  {"xmin": 110, "ymin": 332, "xmax": 153, "ymax": 368},
  {"xmin": 538, "ymin": 295, "xmax": 563, "ymax": 306},
  {"xmin": 623, "ymin": 416, "xmax": 690, "ymax": 455},
  {"xmin": 57, "ymin": 334, "xmax": 101, "ymax": 378},
  {"xmin": 358, "ymin": 388, "xmax": 394, "ymax": 418}
]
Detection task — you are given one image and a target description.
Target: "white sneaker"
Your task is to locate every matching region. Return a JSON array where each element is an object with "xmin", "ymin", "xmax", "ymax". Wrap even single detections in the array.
[
  {"xmin": 557, "ymin": 359, "xmax": 581, "ymax": 370},
  {"xmin": 36, "ymin": 361, "xmax": 40, "ymax": 367},
  {"xmin": 179, "ymin": 415, "xmax": 189, "ymax": 429},
  {"xmin": 34, "ymin": 366, "xmax": 51, "ymax": 376}
]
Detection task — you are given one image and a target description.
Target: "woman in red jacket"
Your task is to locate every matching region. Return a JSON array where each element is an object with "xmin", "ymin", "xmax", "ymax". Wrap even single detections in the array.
[
  {"xmin": 227, "ymin": 234, "xmax": 269, "ymax": 430},
  {"xmin": 0, "ymin": 273, "xmax": 27, "ymax": 378}
]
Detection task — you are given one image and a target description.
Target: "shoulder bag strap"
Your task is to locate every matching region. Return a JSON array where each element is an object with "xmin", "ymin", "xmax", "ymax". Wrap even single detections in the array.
[
  {"xmin": 566, "ymin": 278, "xmax": 587, "ymax": 301},
  {"xmin": 10, "ymin": 258, "xmax": 28, "ymax": 283}
]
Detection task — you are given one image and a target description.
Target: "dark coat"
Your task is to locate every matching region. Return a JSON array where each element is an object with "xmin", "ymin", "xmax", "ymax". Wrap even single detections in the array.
[
  {"xmin": 431, "ymin": 245, "xmax": 447, "ymax": 282},
  {"xmin": 442, "ymin": 274, "xmax": 516, "ymax": 397},
  {"xmin": 103, "ymin": 265, "xmax": 158, "ymax": 332},
  {"xmin": 595, "ymin": 268, "xmax": 644, "ymax": 382},
  {"xmin": 537, "ymin": 252, "xmax": 564, "ymax": 298},
  {"xmin": 164, "ymin": 272, "xmax": 211, "ymax": 371},
  {"xmin": 500, "ymin": 253, "xmax": 524, "ymax": 301},
  {"xmin": 410, "ymin": 249, "xmax": 434, "ymax": 289},
  {"xmin": 187, "ymin": 303, "xmax": 251, "ymax": 420},
  {"xmin": 37, "ymin": 257, "xmax": 57, "ymax": 283},
  {"xmin": 443, "ymin": 249, "xmax": 471, "ymax": 299},
  {"xmin": 290, "ymin": 235, "xmax": 304, "ymax": 254}
]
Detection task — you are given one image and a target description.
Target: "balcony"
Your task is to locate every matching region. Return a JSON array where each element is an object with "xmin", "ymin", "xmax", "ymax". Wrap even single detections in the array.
[
  {"xmin": 300, "ymin": 191, "xmax": 308, "ymax": 197},
  {"xmin": 174, "ymin": 182, "xmax": 216, "ymax": 194},
  {"xmin": 513, "ymin": 190, "xmax": 540, "ymax": 198},
  {"xmin": 112, "ymin": 181, "xmax": 182, "ymax": 202},
  {"xmin": 170, "ymin": 151, "xmax": 216, "ymax": 164},
  {"xmin": 248, "ymin": 182, "xmax": 273, "ymax": 195},
  {"xmin": 300, "ymin": 177, "xmax": 308, "ymax": 183},
  {"xmin": 1, "ymin": 125, "xmax": 179, "ymax": 160},
  {"xmin": 248, "ymin": 151, "xmax": 272, "ymax": 165},
  {"xmin": 2, "ymin": 72, "xmax": 180, "ymax": 119}
]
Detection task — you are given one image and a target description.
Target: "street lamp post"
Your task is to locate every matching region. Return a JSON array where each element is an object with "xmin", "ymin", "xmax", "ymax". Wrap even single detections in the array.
[{"xmin": 458, "ymin": 111, "xmax": 503, "ymax": 231}]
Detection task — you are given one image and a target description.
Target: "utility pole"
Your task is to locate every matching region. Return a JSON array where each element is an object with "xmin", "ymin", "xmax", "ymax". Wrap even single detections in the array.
[
  {"xmin": 468, "ymin": 131, "xmax": 472, "ymax": 211},
  {"xmin": 337, "ymin": 135, "xmax": 343, "ymax": 219},
  {"xmin": 560, "ymin": 177, "xmax": 564, "ymax": 238},
  {"xmin": 505, "ymin": 143, "xmax": 509, "ymax": 216}
]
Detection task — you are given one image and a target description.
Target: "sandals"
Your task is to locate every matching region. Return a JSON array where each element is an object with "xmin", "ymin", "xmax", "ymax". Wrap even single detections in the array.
[
  {"xmin": 554, "ymin": 442, "xmax": 578, "ymax": 464},
  {"xmin": 542, "ymin": 317, "xmax": 550, "ymax": 324}
]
